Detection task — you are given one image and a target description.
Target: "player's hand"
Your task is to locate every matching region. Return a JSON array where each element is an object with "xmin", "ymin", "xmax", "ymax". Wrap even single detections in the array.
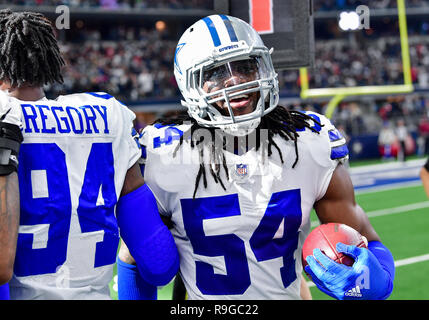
[{"xmin": 304, "ymin": 243, "xmax": 392, "ymax": 300}]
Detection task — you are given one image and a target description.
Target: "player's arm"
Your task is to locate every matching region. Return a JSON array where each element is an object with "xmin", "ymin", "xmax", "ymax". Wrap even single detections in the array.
[
  {"xmin": 314, "ymin": 164, "xmax": 380, "ymax": 242},
  {"xmin": 116, "ymin": 162, "xmax": 179, "ymax": 289},
  {"xmin": 0, "ymin": 99, "xmax": 24, "ymax": 286},
  {"xmin": 300, "ymin": 274, "xmax": 312, "ymax": 300},
  {"xmin": 306, "ymin": 164, "xmax": 395, "ymax": 300},
  {"xmin": 0, "ymin": 172, "xmax": 20, "ymax": 285},
  {"xmin": 117, "ymin": 211, "xmax": 178, "ymax": 300},
  {"xmin": 420, "ymin": 159, "xmax": 429, "ymax": 198},
  {"xmin": 117, "ymin": 207, "xmax": 178, "ymax": 300}
]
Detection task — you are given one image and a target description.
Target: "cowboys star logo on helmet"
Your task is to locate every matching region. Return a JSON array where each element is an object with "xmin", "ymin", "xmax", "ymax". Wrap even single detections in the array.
[{"xmin": 173, "ymin": 14, "xmax": 279, "ymax": 136}]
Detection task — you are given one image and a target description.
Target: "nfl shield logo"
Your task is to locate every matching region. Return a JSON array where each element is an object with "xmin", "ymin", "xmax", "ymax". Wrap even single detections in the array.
[{"xmin": 235, "ymin": 164, "xmax": 248, "ymax": 177}]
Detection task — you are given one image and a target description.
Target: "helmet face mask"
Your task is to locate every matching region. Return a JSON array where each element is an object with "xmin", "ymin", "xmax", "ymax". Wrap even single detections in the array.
[
  {"xmin": 197, "ymin": 57, "xmax": 265, "ymax": 115},
  {"xmin": 174, "ymin": 15, "xmax": 279, "ymax": 136}
]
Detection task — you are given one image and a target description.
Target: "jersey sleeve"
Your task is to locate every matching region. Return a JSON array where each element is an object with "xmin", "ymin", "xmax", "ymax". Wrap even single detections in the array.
[
  {"xmin": 0, "ymin": 90, "xmax": 22, "ymax": 127},
  {"xmin": 304, "ymin": 112, "xmax": 350, "ymax": 201},
  {"xmin": 137, "ymin": 127, "xmax": 148, "ymax": 176},
  {"xmin": 0, "ymin": 90, "xmax": 10, "ymax": 113},
  {"xmin": 117, "ymin": 99, "xmax": 141, "ymax": 170},
  {"xmin": 325, "ymin": 124, "xmax": 349, "ymax": 163},
  {"xmin": 138, "ymin": 125, "xmax": 169, "ymax": 216},
  {"xmin": 424, "ymin": 158, "xmax": 429, "ymax": 172}
]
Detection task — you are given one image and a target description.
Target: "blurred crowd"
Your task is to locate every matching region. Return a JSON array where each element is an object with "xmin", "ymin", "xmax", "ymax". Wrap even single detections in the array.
[
  {"xmin": 46, "ymin": 28, "xmax": 179, "ymax": 102},
  {"xmin": 279, "ymin": 35, "xmax": 429, "ymax": 95},
  {"xmin": 331, "ymin": 95, "xmax": 429, "ymax": 135},
  {"xmin": 0, "ymin": 0, "xmax": 212, "ymax": 9},
  {"xmin": 2, "ymin": 0, "xmax": 428, "ymax": 9},
  {"xmin": 283, "ymin": 93, "xmax": 429, "ymax": 161},
  {"xmin": 328, "ymin": 94, "xmax": 429, "ymax": 157},
  {"xmin": 315, "ymin": 0, "xmax": 429, "ymax": 11},
  {"xmin": 43, "ymin": 24, "xmax": 429, "ymax": 103}
]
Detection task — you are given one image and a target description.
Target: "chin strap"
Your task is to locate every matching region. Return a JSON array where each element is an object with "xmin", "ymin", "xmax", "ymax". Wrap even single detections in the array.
[{"xmin": 222, "ymin": 118, "xmax": 261, "ymax": 137}]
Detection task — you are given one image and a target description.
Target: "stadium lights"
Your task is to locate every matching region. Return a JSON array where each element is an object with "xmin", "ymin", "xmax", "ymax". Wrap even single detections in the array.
[
  {"xmin": 338, "ymin": 11, "xmax": 360, "ymax": 31},
  {"xmin": 155, "ymin": 20, "xmax": 167, "ymax": 32}
]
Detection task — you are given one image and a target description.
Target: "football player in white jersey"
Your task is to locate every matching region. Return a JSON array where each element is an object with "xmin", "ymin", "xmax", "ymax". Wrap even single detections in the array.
[
  {"xmin": 0, "ymin": 9, "xmax": 179, "ymax": 299},
  {"xmin": 118, "ymin": 15, "xmax": 395, "ymax": 300},
  {"xmin": 0, "ymin": 91, "xmax": 22, "ymax": 301}
]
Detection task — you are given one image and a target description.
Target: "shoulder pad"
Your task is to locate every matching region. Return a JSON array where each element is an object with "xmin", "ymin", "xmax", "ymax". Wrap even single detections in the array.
[
  {"xmin": 57, "ymin": 92, "xmax": 127, "ymax": 107},
  {"xmin": 0, "ymin": 91, "xmax": 12, "ymax": 114},
  {"xmin": 301, "ymin": 111, "xmax": 349, "ymax": 163},
  {"xmin": 141, "ymin": 123, "xmax": 191, "ymax": 150},
  {"xmin": 317, "ymin": 114, "xmax": 349, "ymax": 162}
]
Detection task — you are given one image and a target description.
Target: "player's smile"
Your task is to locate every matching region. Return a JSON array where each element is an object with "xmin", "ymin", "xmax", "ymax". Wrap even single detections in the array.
[
  {"xmin": 222, "ymin": 92, "xmax": 258, "ymax": 116},
  {"xmin": 203, "ymin": 81, "xmax": 259, "ymax": 117},
  {"xmin": 201, "ymin": 58, "xmax": 260, "ymax": 117}
]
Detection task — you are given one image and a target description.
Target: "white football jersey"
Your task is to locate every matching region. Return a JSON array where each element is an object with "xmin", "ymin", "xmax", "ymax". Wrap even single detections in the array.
[
  {"xmin": 2, "ymin": 92, "xmax": 141, "ymax": 300},
  {"xmin": 140, "ymin": 111, "xmax": 348, "ymax": 300}
]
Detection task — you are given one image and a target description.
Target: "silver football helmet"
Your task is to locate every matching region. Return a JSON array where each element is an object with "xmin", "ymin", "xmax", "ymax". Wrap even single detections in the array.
[{"xmin": 174, "ymin": 15, "xmax": 279, "ymax": 136}]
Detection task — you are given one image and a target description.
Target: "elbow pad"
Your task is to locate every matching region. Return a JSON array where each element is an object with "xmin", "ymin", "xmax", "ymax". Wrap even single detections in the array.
[{"xmin": 116, "ymin": 184, "xmax": 179, "ymax": 286}]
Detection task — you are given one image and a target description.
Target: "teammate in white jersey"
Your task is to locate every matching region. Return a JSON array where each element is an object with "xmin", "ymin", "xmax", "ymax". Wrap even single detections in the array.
[
  {"xmin": 118, "ymin": 15, "xmax": 395, "ymax": 300},
  {"xmin": 0, "ymin": 9, "xmax": 179, "ymax": 299}
]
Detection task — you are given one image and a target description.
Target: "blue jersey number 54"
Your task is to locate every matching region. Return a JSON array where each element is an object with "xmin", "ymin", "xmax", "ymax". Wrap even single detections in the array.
[{"xmin": 181, "ymin": 189, "xmax": 302, "ymax": 295}]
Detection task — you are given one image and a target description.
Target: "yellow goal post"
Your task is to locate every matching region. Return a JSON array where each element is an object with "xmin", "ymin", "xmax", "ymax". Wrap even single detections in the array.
[{"xmin": 299, "ymin": 0, "xmax": 414, "ymax": 119}]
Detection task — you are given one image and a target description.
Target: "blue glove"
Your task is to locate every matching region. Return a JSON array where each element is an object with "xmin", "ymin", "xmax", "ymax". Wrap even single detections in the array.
[{"xmin": 305, "ymin": 242, "xmax": 393, "ymax": 300}]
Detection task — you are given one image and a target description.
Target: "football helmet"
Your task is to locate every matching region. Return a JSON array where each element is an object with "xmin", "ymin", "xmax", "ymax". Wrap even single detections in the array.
[{"xmin": 174, "ymin": 15, "xmax": 279, "ymax": 136}]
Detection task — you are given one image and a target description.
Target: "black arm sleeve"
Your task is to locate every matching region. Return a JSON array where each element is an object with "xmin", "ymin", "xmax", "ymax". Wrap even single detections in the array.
[{"xmin": 0, "ymin": 122, "xmax": 23, "ymax": 175}]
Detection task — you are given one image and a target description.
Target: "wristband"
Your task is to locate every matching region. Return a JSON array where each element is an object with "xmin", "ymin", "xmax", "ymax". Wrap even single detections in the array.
[
  {"xmin": 117, "ymin": 257, "xmax": 157, "ymax": 300},
  {"xmin": 0, "ymin": 283, "xmax": 9, "ymax": 300},
  {"xmin": 368, "ymin": 241, "xmax": 395, "ymax": 299}
]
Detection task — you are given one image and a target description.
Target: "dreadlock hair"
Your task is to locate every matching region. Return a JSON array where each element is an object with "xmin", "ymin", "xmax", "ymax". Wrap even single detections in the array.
[
  {"xmin": 0, "ymin": 9, "xmax": 64, "ymax": 88},
  {"xmin": 154, "ymin": 106, "xmax": 323, "ymax": 199}
]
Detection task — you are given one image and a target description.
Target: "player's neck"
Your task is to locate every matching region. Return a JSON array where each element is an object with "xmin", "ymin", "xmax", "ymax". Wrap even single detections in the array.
[{"xmin": 8, "ymin": 86, "xmax": 45, "ymax": 101}]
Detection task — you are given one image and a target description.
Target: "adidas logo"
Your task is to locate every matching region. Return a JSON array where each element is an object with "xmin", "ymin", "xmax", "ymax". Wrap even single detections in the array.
[{"xmin": 345, "ymin": 286, "xmax": 363, "ymax": 298}]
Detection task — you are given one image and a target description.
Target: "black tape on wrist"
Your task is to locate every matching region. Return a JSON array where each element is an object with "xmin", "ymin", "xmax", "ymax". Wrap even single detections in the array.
[{"xmin": 0, "ymin": 122, "xmax": 23, "ymax": 175}]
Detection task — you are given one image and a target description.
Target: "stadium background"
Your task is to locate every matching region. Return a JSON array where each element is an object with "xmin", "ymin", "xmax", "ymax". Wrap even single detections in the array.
[{"xmin": 2, "ymin": 0, "xmax": 429, "ymax": 300}]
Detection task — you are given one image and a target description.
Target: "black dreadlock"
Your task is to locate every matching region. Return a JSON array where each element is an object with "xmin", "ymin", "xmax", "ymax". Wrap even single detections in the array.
[
  {"xmin": 0, "ymin": 9, "xmax": 64, "ymax": 88},
  {"xmin": 154, "ymin": 106, "xmax": 323, "ymax": 199}
]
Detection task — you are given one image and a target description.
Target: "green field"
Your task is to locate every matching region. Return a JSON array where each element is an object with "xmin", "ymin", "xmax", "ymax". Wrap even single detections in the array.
[{"xmin": 110, "ymin": 182, "xmax": 429, "ymax": 300}]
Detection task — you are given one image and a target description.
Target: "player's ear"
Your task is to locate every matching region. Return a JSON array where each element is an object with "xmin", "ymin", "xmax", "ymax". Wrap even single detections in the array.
[{"xmin": 0, "ymin": 79, "xmax": 11, "ymax": 91}]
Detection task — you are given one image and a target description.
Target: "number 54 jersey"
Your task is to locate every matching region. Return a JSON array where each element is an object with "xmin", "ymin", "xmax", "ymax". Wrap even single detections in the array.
[
  {"xmin": 140, "ymin": 112, "xmax": 349, "ymax": 300},
  {"xmin": 4, "ymin": 92, "xmax": 141, "ymax": 300}
]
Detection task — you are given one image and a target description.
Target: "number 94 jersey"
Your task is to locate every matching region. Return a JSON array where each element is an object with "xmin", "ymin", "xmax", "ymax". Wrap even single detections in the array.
[
  {"xmin": 6, "ymin": 92, "xmax": 141, "ymax": 300},
  {"xmin": 140, "ymin": 112, "xmax": 348, "ymax": 300}
]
